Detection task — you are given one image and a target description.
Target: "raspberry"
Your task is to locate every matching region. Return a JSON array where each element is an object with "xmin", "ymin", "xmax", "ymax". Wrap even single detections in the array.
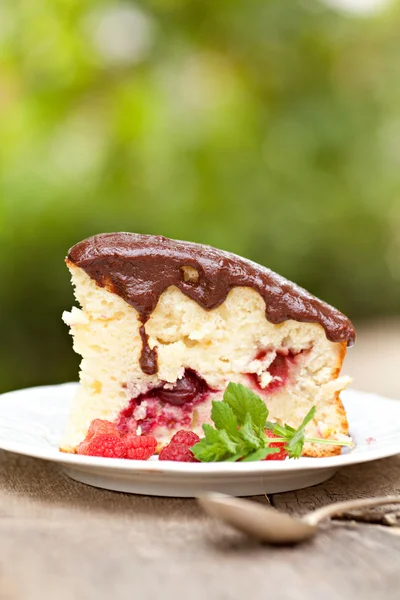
[
  {"xmin": 78, "ymin": 434, "xmax": 126, "ymax": 458},
  {"xmin": 264, "ymin": 429, "xmax": 288, "ymax": 461},
  {"xmin": 170, "ymin": 430, "xmax": 200, "ymax": 447},
  {"xmin": 123, "ymin": 434, "xmax": 157, "ymax": 460},
  {"xmin": 159, "ymin": 442, "xmax": 198, "ymax": 462},
  {"xmin": 86, "ymin": 419, "xmax": 119, "ymax": 440}
]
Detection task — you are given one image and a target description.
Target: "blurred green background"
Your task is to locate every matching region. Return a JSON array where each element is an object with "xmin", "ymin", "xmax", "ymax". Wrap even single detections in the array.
[{"xmin": 1, "ymin": 0, "xmax": 400, "ymax": 393}]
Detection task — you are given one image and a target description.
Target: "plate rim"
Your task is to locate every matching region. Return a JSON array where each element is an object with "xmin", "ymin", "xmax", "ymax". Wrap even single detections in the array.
[{"xmin": 0, "ymin": 382, "xmax": 399, "ymax": 474}]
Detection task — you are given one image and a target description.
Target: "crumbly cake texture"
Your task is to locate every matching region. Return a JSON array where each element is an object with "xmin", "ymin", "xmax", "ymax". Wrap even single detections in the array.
[{"xmin": 61, "ymin": 233, "xmax": 355, "ymax": 458}]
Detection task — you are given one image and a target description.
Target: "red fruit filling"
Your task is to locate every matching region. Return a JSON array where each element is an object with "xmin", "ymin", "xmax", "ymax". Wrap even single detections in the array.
[
  {"xmin": 248, "ymin": 349, "xmax": 305, "ymax": 394},
  {"xmin": 159, "ymin": 442, "xmax": 198, "ymax": 462},
  {"xmin": 116, "ymin": 369, "xmax": 212, "ymax": 436},
  {"xmin": 155, "ymin": 371, "xmax": 208, "ymax": 406},
  {"xmin": 264, "ymin": 429, "xmax": 288, "ymax": 461}
]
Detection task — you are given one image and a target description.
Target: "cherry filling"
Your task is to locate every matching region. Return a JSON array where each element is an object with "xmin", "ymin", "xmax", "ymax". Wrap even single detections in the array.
[
  {"xmin": 248, "ymin": 349, "xmax": 304, "ymax": 393},
  {"xmin": 116, "ymin": 369, "xmax": 211, "ymax": 435},
  {"xmin": 155, "ymin": 370, "xmax": 208, "ymax": 406}
]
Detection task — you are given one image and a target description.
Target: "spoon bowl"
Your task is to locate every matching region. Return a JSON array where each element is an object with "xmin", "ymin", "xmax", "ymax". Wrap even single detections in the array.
[
  {"xmin": 199, "ymin": 494, "xmax": 316, "ymax": 544},
  {"xmin": 198, "ymin": 494, "xmax": 400, "ymax": 545}
]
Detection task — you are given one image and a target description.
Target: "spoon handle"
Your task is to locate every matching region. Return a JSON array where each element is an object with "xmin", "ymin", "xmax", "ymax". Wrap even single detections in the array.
[{"xmin": 304, "ymin": 495, "xmax": 400, "ymax": 526}]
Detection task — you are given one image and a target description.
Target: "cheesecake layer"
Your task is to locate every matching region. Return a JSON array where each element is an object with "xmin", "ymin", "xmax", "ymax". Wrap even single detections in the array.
[{"xmin": 62, "ymin": 261, "xmax": 351, "ymax": 456}]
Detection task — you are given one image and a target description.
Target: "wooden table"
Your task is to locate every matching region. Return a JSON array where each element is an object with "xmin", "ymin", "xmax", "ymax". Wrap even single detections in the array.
[{"xmin": 0, "ymin": 450, "xmax": 399, "ymax": 600}]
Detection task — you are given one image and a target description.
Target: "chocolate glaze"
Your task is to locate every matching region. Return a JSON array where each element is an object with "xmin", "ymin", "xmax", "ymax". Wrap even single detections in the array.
[
  {"xmin": 67, "ymin": 233, "xmax": 356, "ymax": 375},
  {"xmin": 138, "ymin": 324, "xmax": 158, "ymax": 375}
]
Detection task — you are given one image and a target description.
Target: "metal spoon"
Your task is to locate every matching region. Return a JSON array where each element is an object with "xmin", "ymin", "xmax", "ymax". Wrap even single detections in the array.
[{"xmin": 198, "ymin": 493, "xmax": 400, "ymax": 544}]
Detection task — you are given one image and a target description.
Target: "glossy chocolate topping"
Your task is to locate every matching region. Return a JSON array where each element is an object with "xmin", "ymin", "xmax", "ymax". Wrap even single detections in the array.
[{"xmin": 67, "ymin": 233, "xmax": 356, "ymax": 375}]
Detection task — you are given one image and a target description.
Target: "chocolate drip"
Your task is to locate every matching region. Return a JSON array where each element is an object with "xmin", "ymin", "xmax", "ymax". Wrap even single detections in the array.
[
  {"xmin": 139, "ymin": 324, "xmax": 158, "ymax": 375},
  {"xmin": 67, "ymin": 233, "xmax": 355, "ymax": 374}
]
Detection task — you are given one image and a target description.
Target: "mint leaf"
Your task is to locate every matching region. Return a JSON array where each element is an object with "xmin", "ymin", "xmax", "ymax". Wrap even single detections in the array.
[
  {"xmin": 265, "ymin": 422, "xmax": 288, "ymax": 438},
  {"xmin": 298, "ymin": 406, "xmax": 316, "ymax": 430},
  {"xmin": 241, "ymin": 447, "xmax": 280, "ymax": 462},
  {"xmin": 283, "ymin": 423, "xmax": 296, "ymax": 434},
  {"xmin": 266, "ymin": 407, "xmax": 317, "ymax": 458},
  {"xmin": 191, "ymin": 424, "xmax": 233, "ymax": 462},
  {"xmin": 192, "ymin": 387, "xmax": 268, "ymax": 462},
  {"xmin": 224, "ymin": 382, "xmax": 268, "ymax": 433},
  {"xmin": 286, "ymin": 406, "xmax": 317, "ymax": 458},
  {"xmin": 191, "ymin": 437, "xmax": 228, "ymax": 462},
  {"xmin": 239, "ymin": 412, "xmax": 261, "ymax": 450},
  {"xmin": 211, "ymin": 400, "xmax": 239, "ymax": 438},
  {"xmin": 224, "ymin": 452, "xmax": 247, "ymax": 462},
  {"xmin": 218, "ymin": 429, "xmax": 238, "ymax": 454},
  {"xmin": 201, "ymin": 423, "xmax": 221, "ymax": 443},
  {"xmin": 265, "ymin": 421, "xmax": 295, "ymax": 437}
]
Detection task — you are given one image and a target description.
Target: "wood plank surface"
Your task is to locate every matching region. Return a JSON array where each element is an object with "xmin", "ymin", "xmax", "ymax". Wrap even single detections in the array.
[
  {"xmin": 0, "ymin": 451, "xmax": 399, "ymax": 600},
  {"xmin": 272, "ymin": 455, "xmax": 400, "ymax": 512}
]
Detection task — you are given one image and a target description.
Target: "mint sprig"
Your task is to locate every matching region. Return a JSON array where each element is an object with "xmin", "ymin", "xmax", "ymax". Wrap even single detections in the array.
[
  {"xmin": 191, "ymin": 382, "xmax": 352, "ymax": 462},
  {"xmin": 265, "ymin": 406, "xmax": 317, "ymax": 459},
  {"xmin": 192, "ymin": 390, "xmax": 279, "ymax": 462}
]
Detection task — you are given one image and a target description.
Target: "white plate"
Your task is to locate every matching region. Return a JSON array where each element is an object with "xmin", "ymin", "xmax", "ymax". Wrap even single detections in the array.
[{"xmin": 0, "ymin": 383, "xmax": 398, "ymax": 497}]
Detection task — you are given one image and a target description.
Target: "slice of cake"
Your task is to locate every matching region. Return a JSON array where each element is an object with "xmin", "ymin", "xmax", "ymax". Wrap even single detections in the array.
[{"xmin": 61, "ymin": 233, "xmax": 355, "ymax": 457}]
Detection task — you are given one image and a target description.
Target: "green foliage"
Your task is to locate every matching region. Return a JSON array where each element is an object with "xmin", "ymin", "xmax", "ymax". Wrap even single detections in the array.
[
  {"xmin": 0, "ymin": 0, "xmax": 400, "ymax": 390},
  {"xmin": 192, "ymin": 382, "xmax": 351, "ymax": 462},
  {"xmin": 192, "ymin": 384, "xmax": 281, "ymax": 462},
  {"xmin": 266, "ymin": 406, "xmax": 317, "ymax": 459}
]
